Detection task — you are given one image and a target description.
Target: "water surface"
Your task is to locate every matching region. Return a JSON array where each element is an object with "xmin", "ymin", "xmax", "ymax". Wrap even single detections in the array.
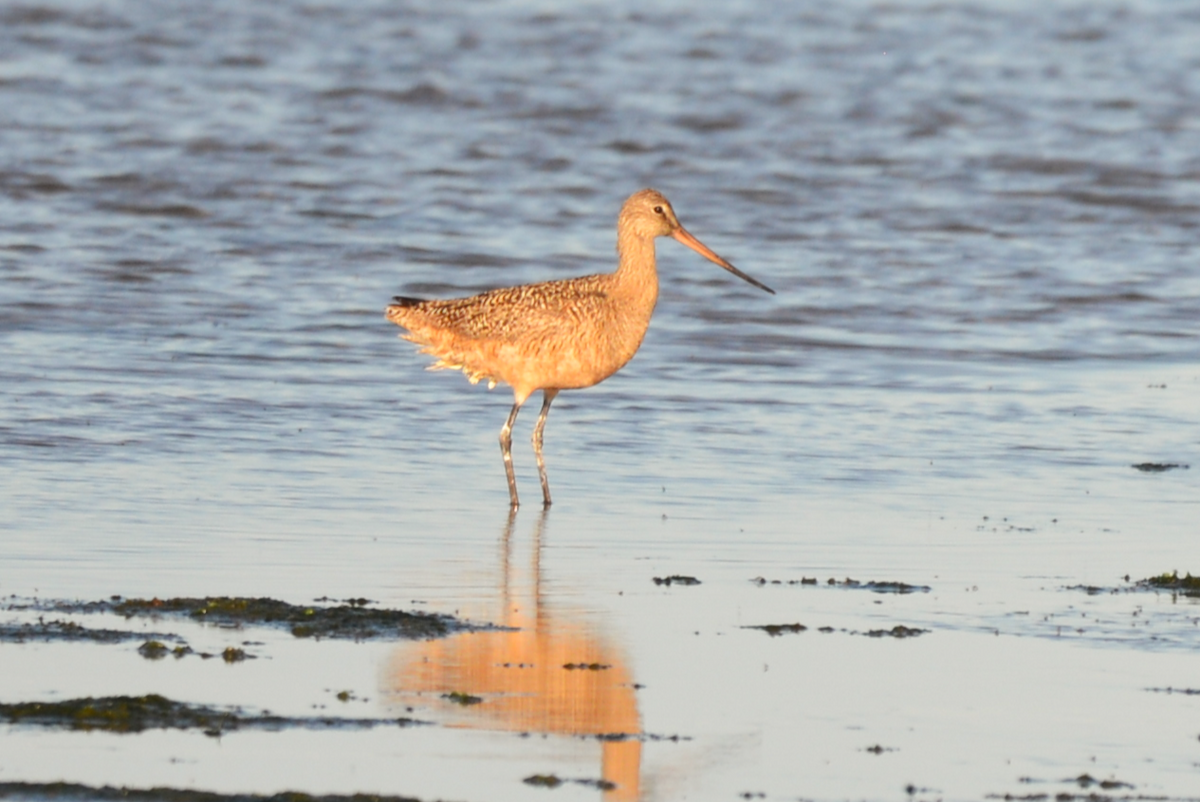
[{"xmin": 2, "ymin": 1, "xmax": 1198, "ymax": 800}]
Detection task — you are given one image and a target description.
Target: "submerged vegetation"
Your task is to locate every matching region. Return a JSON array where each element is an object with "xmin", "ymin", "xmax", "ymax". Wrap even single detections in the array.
[
  {"xmin": 522, "ymin": 775, "xmax": 563, "ymax": 788},
  {"xmin": 751, "ymin": 577, "xmax": 932, "ymax": 593},
  {"xmin": 1068, "ymin": 572, "xmax": 1200, "ymax": 598},
  {"xmin": 1138, "ymin": 572, "xmax": 1200, "ymax": 595},
  {"xmin": 0, "ymin": 695, "xmax": 424, "ymax": 735},
  {"xmin": 522, "ymin": 775, "xmax": 616, "ymax": 791},
  {"xmin": 746, "ymin": 623, "xmax": 808, "ymax": 637},
  {"xmin": 652, "ymin": 575, "xmax": 701, "ymax": 586},
  {"xmin": 8, "ymin": 596, "xmax": 466, "ymax": 640},
  {"xmin": 865, "ymin": 626, "xmax": 927, "ymax": 638},
  {"xmin": 745, "ymin": 622, "xmax": 928, "ymax": 638},
  {"xmin": 114, "ymin": 596, "xmax": 455, "ymax": 639},
  {"xmin": 441, "ymin": 692, "xmax": 483, "ymax": 706},
  {"xmin": 136, "ymin": 641, "xmax": 249, "ymax": 661},
  {"xmin": 0, "ymin": 783, "xmax": 426, "ymax": 802},
  {"xmin": 0, "ymin": 619, "xmax": 178, "ymax": 645}
]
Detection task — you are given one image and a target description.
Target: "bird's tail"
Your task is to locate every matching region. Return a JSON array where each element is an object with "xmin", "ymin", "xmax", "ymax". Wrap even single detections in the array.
[
  {"xmin": 386, "ymin": 296, "xmax": 429, "ymax": 329},
  {"xmin": 390, "ymin": 295, "xmax": 426, "ymax": 307}
]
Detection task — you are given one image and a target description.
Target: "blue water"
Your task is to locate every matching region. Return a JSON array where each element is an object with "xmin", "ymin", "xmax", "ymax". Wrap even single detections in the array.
[{"xmin": 2, "ymin": 2, "xmax": 1198, "ymax": 800}]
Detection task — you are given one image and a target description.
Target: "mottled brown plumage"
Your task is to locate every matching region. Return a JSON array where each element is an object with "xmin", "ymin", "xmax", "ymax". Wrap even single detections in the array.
[{"xmin": 386, "ymin": 188, "xmax": 773, "ymax": 508}]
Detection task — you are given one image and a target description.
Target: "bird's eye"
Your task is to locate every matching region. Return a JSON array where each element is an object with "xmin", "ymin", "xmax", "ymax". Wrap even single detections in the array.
[{"xmin": 653, "ymin": 205, "xmax": 664, "ymax": 215}]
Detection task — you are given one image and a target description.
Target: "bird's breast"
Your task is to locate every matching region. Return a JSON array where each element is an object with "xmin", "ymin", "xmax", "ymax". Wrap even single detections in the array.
[{"xmin": 504, "ymin": 285, "xmax": 656, "ymax": 393}]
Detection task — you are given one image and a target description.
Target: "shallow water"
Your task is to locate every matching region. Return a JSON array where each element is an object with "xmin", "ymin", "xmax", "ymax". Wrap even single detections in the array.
[{"xmin": 2, "ymin": 1, "xmax": 1199, "ymax": 800}]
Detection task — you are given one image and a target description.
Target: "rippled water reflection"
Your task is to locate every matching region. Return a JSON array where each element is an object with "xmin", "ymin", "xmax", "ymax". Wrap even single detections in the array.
[{"xmin": 2, "ymin": 1, "xmax": 1198, "ymax": 800}]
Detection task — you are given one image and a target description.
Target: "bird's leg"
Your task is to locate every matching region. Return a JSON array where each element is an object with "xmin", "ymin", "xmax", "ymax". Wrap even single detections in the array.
[
  {"xmin": 532, "ymin": 389, "xmax": 558, "ymax": 509},
  {"xmin": 500, "ymin": 400, "xmax": 523, "ymax": 508}
]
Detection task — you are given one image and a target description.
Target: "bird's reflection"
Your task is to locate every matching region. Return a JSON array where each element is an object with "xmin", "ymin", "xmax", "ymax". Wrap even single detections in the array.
[{"xmin": 384, "ymin": 510, "xmax": 642, "ymax": 799}]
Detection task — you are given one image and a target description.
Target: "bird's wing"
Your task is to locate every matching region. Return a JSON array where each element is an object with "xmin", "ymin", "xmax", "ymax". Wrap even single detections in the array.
[{"xmin": 419, "ymin": 276, "xmax": 609, "ymax": 343}]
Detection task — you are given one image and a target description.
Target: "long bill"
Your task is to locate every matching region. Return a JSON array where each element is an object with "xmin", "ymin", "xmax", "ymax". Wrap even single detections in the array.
[{"xmin": 671, "ymin": 226, "xmax": 775, "ymax": 295}]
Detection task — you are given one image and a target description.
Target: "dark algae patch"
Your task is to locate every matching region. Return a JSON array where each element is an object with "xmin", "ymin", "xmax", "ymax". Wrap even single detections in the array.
[
  {"xmin": 6, "ymin": 595, "xmax": 474, "ymax": 645},
  {"xmin": 0, "ymin": 695, "xmax": 426, "ymax": 734},
  {"xmin": 745, "ymin": 623, "xmax": 807, "ymax": 637},
  {"xmin": 652, "ymin": 575, "xmax": 700, "ymax": 586},
  {"xmin": 0, "ymin": 695, "xmax": 238, "ymax": 734},
  {"xmin": 1138, "ymin": 571, "xmax": 1200, "ymax": 596},
  {"xmin": 522, "ymin": 775, "xmax": 616, "ymax": 792},
  {"xmin": 221, "ymin": 647, "xmax": 248, "ymax": 663},
  {"xmin": 751, "ymin": 576, "xmax": 931, "ymax": 593},
  {"xmin": 0, "ymin": 614, "xmax": 263, "ymax": 660},
  {"xmin": 985, "ymin": 772, "xmax": 1149, "ymax": 800},
  {"xmin": 117, "ymin": 597, "xmax": 455, "ymax": 639},
  {"xmin": 1072, "ymin": 773, "xmax": 1133, "ymax": 790},
  {"xmin": 853, "ymin": 580, "xmax": 931, "ymax": 594},
  {"xmin": 1068, "ymin": 571, "xmax": 1200, "ymax": 598},
  {"xmin": 137, "ymin": 641, "xmax": 172, "ymax": 659},
  {"xmin": 442, "ymin": 692, "xmax": 483, "ymax": 706},
  {"xmin": 575, "ymin": 780, "xmax": 617, "ymax": 791},
  {"xmin": 585, "ymin": 732, "xmax": 689, "ymax": 743},
  {"xmin": 745, "ymin": 623, "xmax": 926, "ymax": 638},
  {"xmin": 0, "ymin": 619, "xmax": 179, "ymax": 645},
  {"xmin": 20, "ymin": 596, "xmax": 464, "ymax": 639},
  {"xmin": 865, "ymin": 625, "xmax": 927, "ymax": 638},
  {"xmin": 0, "ymin": 783, "xmax": 427, "ymax": 802},
  {"xmin": 137, "ymin": 641, "xmax": 253, "ymax": 662},
  {"xmin": 1131, "ymin": 462, "xmax": 1189, "ymax": 472}
]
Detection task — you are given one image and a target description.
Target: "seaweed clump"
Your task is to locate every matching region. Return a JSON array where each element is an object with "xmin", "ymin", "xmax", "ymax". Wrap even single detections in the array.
[
  {"xmin": 0, "ymin": 620, "xmax": 177, "ymax": 645},
  {"xmin": 522, "ymin": 775, "xmax": 615, "ymax": 791},
  {"xmin": 865, "ymin": 625, "xmax": 926, "ymax": 638},
  {"xmin": 826, "ymin": 578, "xmax": 931, "ymax": 594},
  {"xmin": 745, "ymin": 623, "xmax": 807, "ymax": 637},
  {"xmin": 137, "ymin": 641, "xmax": 172, "ymax": 659},
  {"xmin": 0, "ymin": 695, "xmax": 424, "ymax": 735},
  {"xmin": 1137, "ymin": 571, "xmax": 1200, "ymax": 596},
  {"xmin": 0, "ymin": 782, "xmax": 426, "ymax": 802},
  {"xmin": 0, "ymin": 695, "xmax": 234, "ymax": 734},
  {"xmin": 522, "ymin": 775, "xmax": 563, "ymax": 788},
  {"xmin": 441, "ymin": 692, "xmax": 483, "ymax": 706},
  {"xmin": 750, "ymin": 577, "xmax": 931, "ymax": 593},
  {"xmin": 111, "ymin": 597, "xmax": 454, "ymax": 639},
  {"xmin": 563, "ymin": 662, "xmax": 611, "ymax": 670},
  {"xmin": 1131, "ymin": 462, "xmax": 1189, "ymax": 472},
  {"xmin": 744, "ymin": 623, "xmax": 928, "ymax": 638},
  {"xmin": 652, "ymin": 576, "xmax": 700, "ymax": 586}
]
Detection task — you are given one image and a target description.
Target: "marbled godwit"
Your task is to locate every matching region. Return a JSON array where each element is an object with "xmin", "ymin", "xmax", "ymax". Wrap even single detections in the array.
[{"xmin": 386, "ymin": 188, "xmax": 773, "ymax": 508}]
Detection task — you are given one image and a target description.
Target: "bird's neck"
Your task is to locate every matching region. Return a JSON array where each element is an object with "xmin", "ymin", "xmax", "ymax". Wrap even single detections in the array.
[{"xmin": 614, "ymin": 232, "xmax": 660, "ymax": 308}]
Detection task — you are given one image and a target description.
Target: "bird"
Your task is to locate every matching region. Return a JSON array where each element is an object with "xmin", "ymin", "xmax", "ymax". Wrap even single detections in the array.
[{"xmin": 386, "ymin": 188, "xmax": 774, "ymax": 509}]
